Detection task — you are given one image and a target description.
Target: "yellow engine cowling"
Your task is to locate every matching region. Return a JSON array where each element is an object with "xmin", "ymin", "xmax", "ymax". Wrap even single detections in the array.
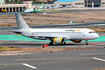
[
  {"xmin": 72, "ymin": 40, "xmax": 82, "ymax": 43},
  {"xmin": 53, "ymin": 37, "xmax": 64, "ymax": 44}
]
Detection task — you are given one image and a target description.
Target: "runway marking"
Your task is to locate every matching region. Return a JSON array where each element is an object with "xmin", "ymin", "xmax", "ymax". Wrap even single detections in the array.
[
  {"xmin": 85, "ymin": 44, "xmax": 105, "ymax": 46},
  {"xmin": 22, "ymin": 63, "xmax": 37, "ymax": 69},
  {"xmin": 92, "ymin": 57, "xmax": 105, "ymax": 62},
  {"xmin": 16, "ymin": 57, "xmax": 91, "ymax": 60},
  {"xmin": 81, "ymin": 53, "xmax": 105, "ymax": 55}
]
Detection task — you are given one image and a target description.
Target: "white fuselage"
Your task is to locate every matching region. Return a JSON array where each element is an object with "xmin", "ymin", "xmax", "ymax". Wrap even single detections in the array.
[
  {"xmin": 24, "ymin": 8, "xmax": 34, "ymax": 13},
  {"xmin": 18, "ymin": 28, "xmax": 99, "ymax": 40}
]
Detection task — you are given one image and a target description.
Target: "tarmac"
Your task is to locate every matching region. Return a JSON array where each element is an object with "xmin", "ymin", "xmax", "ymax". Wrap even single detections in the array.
[
  {"xmin": 0, "ymin": 49, "xmax": 105, "ymax": 70},
  {"xmin": 0, "ymin": 40, "xmax": 105, "ymax": 48}
]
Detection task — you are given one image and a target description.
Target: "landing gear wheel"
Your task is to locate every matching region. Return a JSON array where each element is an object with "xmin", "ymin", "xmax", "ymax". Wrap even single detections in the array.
[
  {"xmin": 85, "ymin": 40, "xmax": 88, "ymax": 45},
  {"xmin": 63, "ymin": 42, "xmax": 66, "ymax": 45},
  {"xmin": 49, "ymin": 42, "xmax": 53, "ymax": 45},
  {"xmin": 86, "ymin": 43, "xmax": 88, "ymax": 45}
]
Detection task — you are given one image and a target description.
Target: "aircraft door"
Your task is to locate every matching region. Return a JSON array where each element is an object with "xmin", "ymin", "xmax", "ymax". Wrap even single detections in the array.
[
  {"xmin": 59, "ymin": 31, "xmax": 64, "ymax": 36},
  {"xmin": 73, "ymin": 32, "xmax": 81, "ymax": 39},
  {"xmin": 82, "ymin": 30, "xmax": 86, "ymax": 37},
  {"xmin": 59, "ymin": 31, "xmax": 63, "ymax": 34}
]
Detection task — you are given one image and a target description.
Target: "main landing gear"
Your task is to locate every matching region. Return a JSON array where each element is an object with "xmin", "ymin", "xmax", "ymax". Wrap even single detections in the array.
[
  {"xmin": 49, "ymin": 40, "xmax": 53, "ymax": 45},
  {"xmin": 49, "ymin": 42, "xmax": 53, "ymax": 45},
  {"xmin": 49, "ymin": 40, "xmax": 66, "ymax": 45},
  {"xmin": 63, "ymin": 42, "xmax": 66, "ymax": 45},
  {"xmin": 85, "ymin": 40, "xmax": 88, "ymax": 45}
]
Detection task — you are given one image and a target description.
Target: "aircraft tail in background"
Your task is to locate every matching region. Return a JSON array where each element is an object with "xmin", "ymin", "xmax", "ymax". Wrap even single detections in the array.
[{"xmin": 40, "ymin": 3, "xmax": 44, "ymax": 11}]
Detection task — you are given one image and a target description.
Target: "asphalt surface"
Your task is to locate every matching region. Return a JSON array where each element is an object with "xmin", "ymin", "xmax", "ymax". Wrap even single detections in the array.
[
  {"xmin": 0, "ymin": 49, "xmax": 105, "ymax": 70},
  {"xmin": 0, "ymin": 40, "xmax": 105, "ymax": 48}
]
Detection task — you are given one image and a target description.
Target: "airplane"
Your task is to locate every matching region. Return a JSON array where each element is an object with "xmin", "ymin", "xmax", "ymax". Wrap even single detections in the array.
[
  {"xmin": 14, "ymin": 12, "xmax": 99, "ymax": 45},
  {"xmin": 24, "ymin": 3, "xmax": 44, "ymax": 13}
]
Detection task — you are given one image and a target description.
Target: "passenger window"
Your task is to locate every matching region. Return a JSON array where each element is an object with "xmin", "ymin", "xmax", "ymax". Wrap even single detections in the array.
[
  {"xmin": 89, "ymin": 31, "xmax": 95, "ymax": 33},
  {"xmin": 89, "ymin": 32, "xmax": 91, "ymax": 33}
]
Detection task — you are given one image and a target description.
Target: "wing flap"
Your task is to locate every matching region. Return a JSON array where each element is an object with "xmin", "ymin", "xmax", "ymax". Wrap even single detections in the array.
[{"xmin": 30, "ymin": 34, "xmax": 71, "ymax": 39}]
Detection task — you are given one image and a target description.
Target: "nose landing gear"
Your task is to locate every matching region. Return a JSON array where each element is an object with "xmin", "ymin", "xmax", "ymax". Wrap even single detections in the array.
[{"xmin": 85, "ymin": 40, "xmax": 88, "ymax": 45}]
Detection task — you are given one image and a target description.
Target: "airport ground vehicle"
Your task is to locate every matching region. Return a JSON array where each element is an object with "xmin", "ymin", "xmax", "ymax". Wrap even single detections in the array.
[{"xmin": 0, "ymin": 9, "xmax": 7, "ymax": 12}]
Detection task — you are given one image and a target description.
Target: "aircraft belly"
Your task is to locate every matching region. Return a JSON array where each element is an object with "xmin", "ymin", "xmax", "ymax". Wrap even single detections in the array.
[
  {"xmin": 30, "ymin": 36, "xmax": 47, "ymax": 40},
  {"xmin": 70, "ymin": 33, "xmax": 82, "ymax": 40}
]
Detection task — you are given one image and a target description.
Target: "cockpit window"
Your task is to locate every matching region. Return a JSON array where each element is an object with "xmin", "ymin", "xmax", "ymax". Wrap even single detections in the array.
[{"xmin": 89, "ymin": 31, "xmax": 95, "ymax": 33}]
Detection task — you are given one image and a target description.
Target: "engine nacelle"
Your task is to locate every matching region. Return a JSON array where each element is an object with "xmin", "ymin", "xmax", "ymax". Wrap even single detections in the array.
[
  {"xmin": 53, "ymin": 37, "xmax": 64, "ymax": 44},
  {"xmin": 72, "ymin": 40, "xmax": 82, "ymax": 43}
]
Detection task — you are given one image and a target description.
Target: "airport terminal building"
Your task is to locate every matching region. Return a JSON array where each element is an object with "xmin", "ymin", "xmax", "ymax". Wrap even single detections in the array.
[
  {"xmin": 55, "ymin": 0, "xmax": 105, "ymax": 8},
  {"xmin": 0, "ymin": 1, "xmax": 36, "ymax": 12},
  {"xmin": 1, "ymin": 0, "xmax": 105, "ymax": 12}
]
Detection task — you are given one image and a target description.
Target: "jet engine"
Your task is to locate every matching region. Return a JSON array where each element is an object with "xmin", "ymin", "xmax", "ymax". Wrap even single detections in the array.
[
  {"xmin": 53, "ymin": 37, "xmax": 65, "ymax": 44},
  {"xmin": 72, "ymin": 40, "xmax": 82, "ymax": 43}
]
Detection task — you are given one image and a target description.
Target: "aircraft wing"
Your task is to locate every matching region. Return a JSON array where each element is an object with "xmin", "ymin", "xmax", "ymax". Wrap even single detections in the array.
[
  {"xmin": 3, "ymin": 30, "xmax": 14, "ymax": 32},
  {"xmin": 30, "ymin": 34, "xmax": 70, "ymax": 39}
]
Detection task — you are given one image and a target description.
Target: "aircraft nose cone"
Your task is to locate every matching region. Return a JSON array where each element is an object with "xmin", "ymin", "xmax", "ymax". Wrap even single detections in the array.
[{"xmin": 95, "ymin": 34, "xmax": 99, "ymax": 39}]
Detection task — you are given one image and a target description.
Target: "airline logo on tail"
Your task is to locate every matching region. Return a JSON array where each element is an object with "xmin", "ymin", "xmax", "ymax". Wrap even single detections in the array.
[{"xmin": 40, "ymin": 3, "xmax": 44, "ymax": 11}]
